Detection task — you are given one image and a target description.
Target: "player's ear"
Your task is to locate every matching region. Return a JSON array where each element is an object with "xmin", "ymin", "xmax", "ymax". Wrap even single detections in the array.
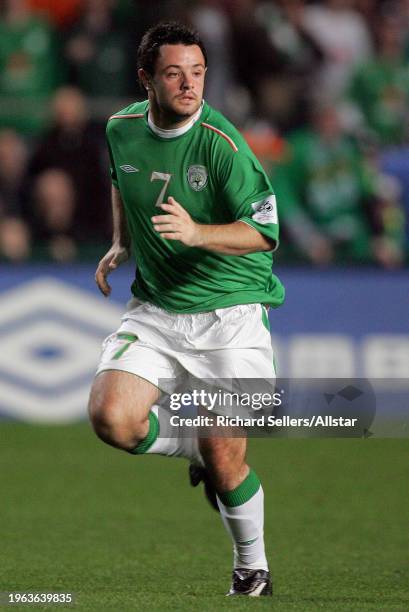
[{"xmin": 138, "ymin": 68, "xmax": 151, "ymax": 91}]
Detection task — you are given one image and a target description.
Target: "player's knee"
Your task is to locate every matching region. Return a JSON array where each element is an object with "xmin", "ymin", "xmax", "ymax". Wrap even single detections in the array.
[{"xmin": 88, "ymin": 397, "xmax": 147, "ymax": 451}]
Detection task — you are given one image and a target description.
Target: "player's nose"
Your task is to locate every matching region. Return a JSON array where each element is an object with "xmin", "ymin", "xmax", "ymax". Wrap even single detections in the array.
[{"xmin": 181, "ymin": 74, "xmax": 194, "ymax": 89}]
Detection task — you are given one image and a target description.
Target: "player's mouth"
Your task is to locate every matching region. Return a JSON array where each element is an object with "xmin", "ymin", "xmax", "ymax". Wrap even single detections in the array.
[{"xmin": 178, "ymin": 95, "xmax": 196, "ymax": 101}]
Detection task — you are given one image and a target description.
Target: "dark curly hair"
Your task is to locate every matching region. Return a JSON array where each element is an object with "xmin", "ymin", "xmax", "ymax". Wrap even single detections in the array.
[{"xmin": 137, "ymin": 21, "xmax": 208, "ymax": 78}]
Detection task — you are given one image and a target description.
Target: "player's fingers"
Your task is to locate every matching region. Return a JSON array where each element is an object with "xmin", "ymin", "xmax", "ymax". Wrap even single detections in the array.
[
  {"xmin": 163, "ymin": 199, "xmax": 185, "ymax": 215},
  {"xmin": 158, "ymin": 203, "xmax": 176, "ymax": 213},
  {"xmin": 95, "ymin": 265, "xmax": 111, "ymax": 296},
  {"xmin": 108, "ymin": 255, "xmax": 122, "ymax": 269},
  {"xmin": 153, "ymin": 223, "xmax": 178, "ymax": 233},
  {"xmin": 151, "ymin": 213, "xmax": 174, "ymax": 223},
  {"xmin": 108, "ymin": 248, "xmax": 129, "ymax": 270},
  {"xmin": 159, "ymin": 232, "xmax": 183, "ymax": 240}
]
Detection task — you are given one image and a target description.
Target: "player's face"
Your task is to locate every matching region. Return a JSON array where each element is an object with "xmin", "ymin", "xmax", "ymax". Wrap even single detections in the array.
[{"xmin": 149, "ymin": 44, "xmax": 206, "ymax": 120}]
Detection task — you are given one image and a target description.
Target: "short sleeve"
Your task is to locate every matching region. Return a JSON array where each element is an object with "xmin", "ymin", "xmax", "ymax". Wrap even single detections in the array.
[
  {"xmin": 220, "ymin": 147, "xmax": 279, "ymax": 249},
  {"xmin": 106, "ymin": 131, "xmax": 118, "ymax": 188}
]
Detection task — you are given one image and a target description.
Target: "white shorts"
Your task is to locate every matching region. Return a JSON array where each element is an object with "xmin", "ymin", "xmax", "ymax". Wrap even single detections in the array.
[{"xmin": 96, "ymin": 299, "xmax": 276, "ymax": 402}]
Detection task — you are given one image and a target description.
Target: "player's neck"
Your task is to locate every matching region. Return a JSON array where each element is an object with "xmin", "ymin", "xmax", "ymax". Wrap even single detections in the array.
[
  {"xmin": 148, "ymin": 98, "xmax": 202, "ymax": 131},
  {"xmin": 148, "ymin": 101, "xmax": 204, "ymax": 138}
]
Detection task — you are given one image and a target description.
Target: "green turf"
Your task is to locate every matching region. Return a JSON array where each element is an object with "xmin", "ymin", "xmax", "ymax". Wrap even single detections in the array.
[{"xmin": 1, "ymin": 423, "xmax": 408, "ymax": 611}]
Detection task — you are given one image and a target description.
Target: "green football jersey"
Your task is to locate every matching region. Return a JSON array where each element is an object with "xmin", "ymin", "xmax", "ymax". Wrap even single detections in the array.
[{"xmin": 106, "ymin": 100, "xmax": 284, "ymax": 313}]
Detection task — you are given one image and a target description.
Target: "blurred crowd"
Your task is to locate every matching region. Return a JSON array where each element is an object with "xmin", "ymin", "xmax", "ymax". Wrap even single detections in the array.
[{"xmin": 0, "ymin": 0, "xmax": 408, "ymax": 266}]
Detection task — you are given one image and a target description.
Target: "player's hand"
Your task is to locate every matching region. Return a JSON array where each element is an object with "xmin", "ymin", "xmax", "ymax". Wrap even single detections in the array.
[
  {"xmin": 95, "ymin": 244, "xmax": 130, "ymax": 297},
  {"xmin": 151, "ymin": 197, "xmax": 201, "ymax": 247}
]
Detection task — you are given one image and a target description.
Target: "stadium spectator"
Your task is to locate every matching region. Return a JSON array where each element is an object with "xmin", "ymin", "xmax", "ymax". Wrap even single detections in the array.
[
  {"xmin": 242, "ymin": 121, "xmax": 287, "ymax": 177},
  {"xmin": 31, "ymin": 168, "xmax": 77, "ymax": 262},
  {"xmin": 28, "ymin": 0, "xmax": 83, "ymax": 28},
  {"xmin": 25, "ymin": 87, "xmax": 111, "ymax": 260},
  {"xmin": 257, "ymin": 1, "xmax": 325, "ymax": 79},
  {"xmin": 303, "ymin": 0, "xmax": 373, "ymax": 99},
  {"xmin": 354, "ymin": 0, "xmax": 382, "ymax": 34},
  {"xmin": 0, "ymin": 129, "xmax": 27, "ymax": 218},
  {"xmin": 0, "ymin": 0, "xmax": 63, "ymax": 136},
  {"xmin": 0, "ymin": 216, "xmax": 30, "ymax": 260},
  {"xmin": 380, "ymin": 146, "xmax": 409, "ymax": 255},
  {"xmin": 272, "ymin": 102, "xmax": 404, "ymax": 267},
  {"xmin": 63, "ymin": 0, "xmax": 135, "ymax": 99},
  {"xmin": 188, "ymin": 0, "xmax": 236, "ymax": 117},
  {"xmin": 255, "ymin": 0, "xmax": 326, "ymax": 130},
  {"xmin": 347, "ymin": 10, "xmax": 409, "ymax": 146},
  {"xmin": 228, "ymin": 0, "xmax": 292, "ymax": 128},
  {"xmin": 228, "ymin": 0, "xmax": 283, "ymax": 99},
  {"xmin": 0, "ymin": 129, "xmax": 31, "ymax": 260}
]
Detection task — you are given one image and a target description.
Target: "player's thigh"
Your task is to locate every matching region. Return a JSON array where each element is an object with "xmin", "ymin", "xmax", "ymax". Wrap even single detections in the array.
[{"xmin": 90, "ymin": 330, "xmax": 181, "ymax": 427}]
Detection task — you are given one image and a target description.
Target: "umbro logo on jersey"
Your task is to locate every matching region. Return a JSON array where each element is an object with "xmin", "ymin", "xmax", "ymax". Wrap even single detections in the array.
[{"xmin": 120, "ymin": 165, "xmax": 139, "ymax": 173}]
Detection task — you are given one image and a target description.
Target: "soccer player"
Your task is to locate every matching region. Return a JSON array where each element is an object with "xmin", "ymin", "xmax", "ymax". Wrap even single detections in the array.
[{"xmin": 88, "ymin": 21, "xmax": 284, "ymax": 597}]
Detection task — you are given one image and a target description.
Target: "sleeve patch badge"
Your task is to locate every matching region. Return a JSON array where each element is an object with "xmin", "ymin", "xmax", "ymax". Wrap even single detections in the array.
[
  {"xmin": 187, "ymin": 165, "xmax": 208, "ymax": 191},
  {"xmin": 251, "ymin": 195, "xmax": 278, "ymax": 224}
]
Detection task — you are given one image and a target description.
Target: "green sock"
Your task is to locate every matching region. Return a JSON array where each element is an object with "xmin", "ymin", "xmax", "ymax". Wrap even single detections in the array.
[
  {"xmin": 217, "ymin": 469, "xmax": 260, "ymax": 507},
  {"xmin": 130, "ymin": 411, "xmax": 159, "ymax": 455}
]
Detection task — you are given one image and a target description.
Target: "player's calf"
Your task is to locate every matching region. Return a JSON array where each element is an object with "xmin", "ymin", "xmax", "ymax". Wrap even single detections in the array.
[
  {"xmin": 199, "ymin": 435, "xmax": 270, "ymax": 587},
  {"xmin": 199, "ymin": 435, "xmax": 248, "ymax": 492}
]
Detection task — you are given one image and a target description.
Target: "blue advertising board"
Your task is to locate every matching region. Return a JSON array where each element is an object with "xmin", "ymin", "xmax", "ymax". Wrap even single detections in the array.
[{"xmin": 0, "ymin": 264, "xmax": 407, "ymax": 422}]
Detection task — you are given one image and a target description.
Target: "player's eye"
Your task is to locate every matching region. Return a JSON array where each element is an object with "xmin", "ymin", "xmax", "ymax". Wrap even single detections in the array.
[{"xmin": 167, "ymin": 72, "xmax": 179, "ymax": 78}]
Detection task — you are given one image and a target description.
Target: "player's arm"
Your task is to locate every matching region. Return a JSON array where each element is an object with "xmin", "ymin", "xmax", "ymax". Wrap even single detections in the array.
[
  {"xmin": 95, "ymin": 186, "xmax": 131, "ymax": 296},
  {"xmin": 152, "ymin": 197, "xmax": 274, "ymax": 255}
]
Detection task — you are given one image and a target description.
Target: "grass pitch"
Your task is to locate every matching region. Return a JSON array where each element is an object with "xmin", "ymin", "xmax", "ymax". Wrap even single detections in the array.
[{"xmin": 1, "ymin": 423, "xmax": 408, "ymax": 611}]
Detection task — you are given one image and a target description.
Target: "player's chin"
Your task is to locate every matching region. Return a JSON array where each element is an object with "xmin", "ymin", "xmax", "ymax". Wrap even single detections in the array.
[{"xmin": 173, "ymin": 98, "xmax": 200, "ymax": 116}]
